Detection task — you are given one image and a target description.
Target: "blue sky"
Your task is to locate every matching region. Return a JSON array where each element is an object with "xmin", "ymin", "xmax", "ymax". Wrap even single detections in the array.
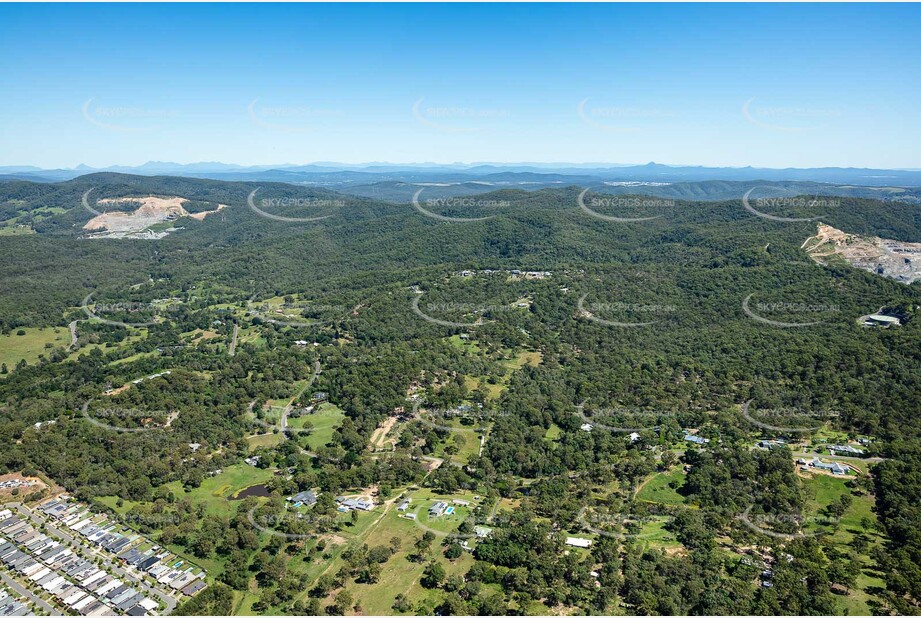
[{"xmin": 1, "ymin": 3, "xmax": 919, "ymax": 169}]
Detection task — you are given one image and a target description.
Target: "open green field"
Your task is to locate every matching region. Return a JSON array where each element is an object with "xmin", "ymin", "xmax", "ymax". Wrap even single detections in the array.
[
  {"xmin": 176, "ymin": 463, "xmax": 276, "ymax": 517},
  {"xmin": 108, "ymin": 350, "xmax": 161, "ymax": 366},
  {"xmin": 246, "ymin": 432, "xmax": 284, "ymax": 451},
  {"xmin": 502, "ymin": 349, "xmax": 542, "ymax": 370},
  {"xmin": 0, "ymin": 327, "xmax": 69, "ymax": 371},
  {"xmin": 289, "ymin": 402, "xmax": 346, "ymax": 451},
  {"xmin": 635, "ymin": 516, "xmax": 682, "ymax": 551},
  {"xmin": 99, "ymin": 463, "xmax": 276, "ymax": 519},
  {"xmin": 310, "ymin": 501, "xmax": 479, "ymax": 616},
  {"xmin": 635, "ymin": 466, "xmax": 687, "ymax": 505},
  {"xmin": 800, "ymin": 473, "xmax": 884, "ymax": 613},
  {"xmin": 445, "ymin": 334, "xmax": 480, "ymax": 353},
  {"xmin": 802, "ymin": 473, "xmax": 877, "ymax": 543}
]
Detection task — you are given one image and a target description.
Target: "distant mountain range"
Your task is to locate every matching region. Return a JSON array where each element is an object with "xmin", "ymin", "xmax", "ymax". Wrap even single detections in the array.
[
  {"xmin": 3, "ymin": 161, "xmax": 921, "ymax": 187},
  {"xmin": 3, "ymin": 163, "xmax": 921, "ymax": 207}
]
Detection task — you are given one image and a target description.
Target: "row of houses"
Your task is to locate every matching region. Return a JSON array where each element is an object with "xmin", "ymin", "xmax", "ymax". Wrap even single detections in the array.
[
  {"xmin": 459, "ymin": 269, "xmax": 552, "ymax": 279},
  {"xmin": 39, "ymin": 498, "xmax": 206, "ymax": 598},
  {"xmin": 0, "ymin": 509, "xmax": 156, "ymax": 616},
  {"xmin": 0, "ymin": 480, "xmax": 36, "ymax": 491},
  {"xmin": 0, "ymin": 587, "xmax": 29, "ymax": 617}
]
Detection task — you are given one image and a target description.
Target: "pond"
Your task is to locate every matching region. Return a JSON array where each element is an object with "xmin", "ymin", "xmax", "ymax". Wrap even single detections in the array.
[{"xmin": 231, "ymin": 483, "xmax": 271, "ymax": 500}]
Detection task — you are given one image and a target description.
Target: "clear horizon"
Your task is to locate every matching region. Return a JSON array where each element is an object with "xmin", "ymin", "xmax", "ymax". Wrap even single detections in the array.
[{"xmin": 1, "ymin": 3, "xmax": 919, "ymax": 169}]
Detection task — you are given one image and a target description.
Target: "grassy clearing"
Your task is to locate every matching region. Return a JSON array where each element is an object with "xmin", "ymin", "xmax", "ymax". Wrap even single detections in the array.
[
  {"xmin": 800, "ymin": 473, "xmax": 884, "ymax": 613},
  {"xmin": 446, "ymin": 334, "xmax": 480, "ymax": 353},
  {"xmin": 176, "ymin": 464, "xmax": 275, "ymax": 517},
  {"xmin": 108, "ymin": 350, "xmax": 161, "ymax": 366},
  {"xmin": 0, "ymin": 327, "xmax": 69, "ymax": 371},
  {"xmin": 463, "ymin": 348, "xmax": 542, "ymax": 401},
  {"xmin": 635, "ymin": 517, "xmax": 682, "ymax": 551},
  {"xmin": 334, "ymin": 501, "xmax": 478, "ymax": 616},
  {"xmin": 635, "ymin": 467, "xmax": 686, "ymax": 505},
  {"xmin": 501, "ymin": 349, "xmax": 542, "ymax": 371},
  {"xmin": 289, "ymin": 403, "xmax": 346, "ymax": 451},
  {"xmin": 802, "ymin": 473, "xmax": 876, "ymax": 543},
  {"xmin": 246, "ymin": 432, "xmax": 284, "ymax": 451}
]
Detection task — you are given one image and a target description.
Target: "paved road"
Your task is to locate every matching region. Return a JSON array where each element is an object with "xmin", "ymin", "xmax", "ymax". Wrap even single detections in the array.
[
  {"xmin": 280, "ymin": 360, "xmax": 322, "ymax": 432},
  {"xmin": 68, "ymin": 319, "xmax": 81, "ymax": 350},
  {"xmin": 228, "ymin": 323, "xmax": 239, "ymax": 357},
  {"xmin": 791, "ymin": 450, "xmax": 886, "ymax": 464},
  {"xmin": 10, "ymin": 503, "xmax": 178, "ymax": 614},
  {"xmin": 0, "ymin": 569, "xmax": 57, "ymax": 614}
]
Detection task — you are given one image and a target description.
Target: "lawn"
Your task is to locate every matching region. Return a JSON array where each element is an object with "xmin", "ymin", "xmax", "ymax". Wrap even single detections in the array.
[
  {"xmin": 334, "ymin": 506, "xmax": 478, "ymax": 616},
  {"xmin": 175, "ymin": 463, "xmax": 276, "ymax": 517},
  {"xmin": 246, "ymin": 432, "xmax": 284, "ymax": 451},
  {"xmin": 289, "ymin": 403, "xmax": 346, "ymax": 451},
  {"xmin": 463, "ymin": 348, "xmax": 543, "ymax": 401},
  {"xmin": 545, "ymin": 423, "xmax": 562, "ymax": 441},
  {"xmin": 635, "ymin": 517, "xmax": 682, "ymax": 551},
  {"xmin": 800, "ymin": 473, "xmax": 885, "ymax": 613},
  {"xmin": 635, "ymin": 467, "xmax": 687, "ymax": 505},
  {"xmin": 501, "ymin": 349, "xmax": 542, "ymax": 371},
  {"xmin": 802, "ymin": 473, "xmax": 877, "ymax": 543},
  {"xmin": 0, "ymin": 327, "xmax": 69, "ymax": 371},
  {"xmin": 445, "ymin": 334, "xmax": 480, "ymax": 353},
  {"xmin": 108, "ymin": 350, "xmax": 161, "ymax": 366}
]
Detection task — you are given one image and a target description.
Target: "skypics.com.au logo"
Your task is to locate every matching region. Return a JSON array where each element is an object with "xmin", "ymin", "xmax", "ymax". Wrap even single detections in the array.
[
  {"xmin": 81, "ymin": 402, "xmax": 174, "ymax": 433},
  {"xmin": 742, "ymin": 187, "xmax": 840, "ymax": 223},
  {"xmin": 577, "ymin": 98, "xmax": 675, "ymax": 133},
  {"xmin": 742, "ymin": 293, "xmax": 840, "ymax": 328},
  {"xmin": 248, "ymin": 296, "xmax": 348, "ymax": 328},
  {"xmin": 411, "ymin": 189, "xmax": 505, "ymax": 223},
  {"xmin": 412, "ymin": 98, "xmax": 510, "ymax": 134},
  {"xmin": 82, "ymin": 98, "xmax": 178, "ymax": 133},
  {"xmin": 247, "ymin": 98, "xmax": 344, "ymax": 133},
  {"xmin": 576, "ymin": 294, "xmax": 676, "ymax": 327},
  {"xmin": 741, "ymin": 400, "xmax": 838, "ymax": 433},
  {"xmin": 742, "ymin": 98, "xmax": 841, "ymax": 133},
  {"xmin": 81, "ymin": 292, "xmax": 182, "ymax": 328},
  {"xmin": 738, "ymin": 506, "xmax": 841, "ymax": 540},
  {"xmin": 247, "ymin": 188, "xmax": 339, "ymax": 223},
  {"xmin": 576, "ymin": 190, "xmax": 673, "ymax": 223}
]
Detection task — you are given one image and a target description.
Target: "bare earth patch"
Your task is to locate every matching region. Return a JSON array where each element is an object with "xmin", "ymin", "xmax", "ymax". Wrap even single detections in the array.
[
  {"xmin": 803, "ymin": 223, "xmax": 921, "ymax": 284},
  {"xmin": 0, "ymin": 472, "xmax": 46, "ymax": 501},
  {"xmin": 84, "ymin": 195, "xmax": 227, "ymax": 239},
  {"xmin": 369, "ymin": 415, "xmax": 399, "ymax": 450}
]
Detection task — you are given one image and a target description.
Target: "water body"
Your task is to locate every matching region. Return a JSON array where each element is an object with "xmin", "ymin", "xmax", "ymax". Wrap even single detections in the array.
[{"xmin": 231, "ymin": 484, "xmax": 271, "ymax": 500}]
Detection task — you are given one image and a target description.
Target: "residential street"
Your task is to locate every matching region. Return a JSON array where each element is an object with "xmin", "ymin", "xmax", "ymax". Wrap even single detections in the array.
[
  {"xmin": 0, "ymin": 569, "xmax": 56, "ymax": 614},
  {"xmin": 9, "ymin": 502, "xmax": 179, "ymax": 614}
]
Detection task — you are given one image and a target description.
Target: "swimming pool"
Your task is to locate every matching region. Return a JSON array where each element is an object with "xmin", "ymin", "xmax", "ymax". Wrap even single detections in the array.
[{"xmin": 445, "ymin": 506, "xmax": 455, "ymax": 515}]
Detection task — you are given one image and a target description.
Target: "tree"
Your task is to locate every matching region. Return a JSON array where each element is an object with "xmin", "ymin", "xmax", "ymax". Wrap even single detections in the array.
[
  {"xmin": 330, "ymin": 590, "xmax": 353, "ymax": 616},
  {"xmin": 421, "ymin": 561, "xmax": 446, "ymax": 589},
  {"xmin": 392, "ymin": 594, "xmax": 412, "ymax": 613},
  {"xmin": 444, "ymin": 543, "xmax": 463, "ymax": 560}
]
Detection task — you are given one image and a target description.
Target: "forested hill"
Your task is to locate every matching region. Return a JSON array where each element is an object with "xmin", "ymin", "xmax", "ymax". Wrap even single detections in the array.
[{"xmin": 2, "ymin": 173, "xmax": 920, "ymax": 328}]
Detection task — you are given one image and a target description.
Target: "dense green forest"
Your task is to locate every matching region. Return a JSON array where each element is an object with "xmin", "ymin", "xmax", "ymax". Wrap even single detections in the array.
[{"xmin": 1, "ymin": 173, "xmax": 919, "ymax": 615}]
